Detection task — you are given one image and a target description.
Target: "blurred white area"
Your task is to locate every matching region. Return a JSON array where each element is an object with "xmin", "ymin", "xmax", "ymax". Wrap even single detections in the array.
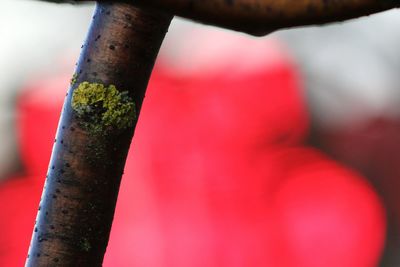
[
  {"xmin": 160, "ymin": 21, "xmax": 288, "ymax": 78},
  {"xmin": 277, "ymin": 10, "xmax": 400, "ymax": 129},
  {"xmin": 0, "ymin": 0, "xmax": 93, "ymax": 178}
]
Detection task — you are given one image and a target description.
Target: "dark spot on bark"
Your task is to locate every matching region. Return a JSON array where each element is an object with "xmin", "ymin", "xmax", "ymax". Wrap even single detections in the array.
[{"xmin": 60, "ymin": 178, "xmax": 81, "ymax": 187}]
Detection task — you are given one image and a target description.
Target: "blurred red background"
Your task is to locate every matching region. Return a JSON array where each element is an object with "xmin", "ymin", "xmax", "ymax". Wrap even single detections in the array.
[{"xmin": 0, "ymin": 36, "xmax": 387, "ymax": 266}]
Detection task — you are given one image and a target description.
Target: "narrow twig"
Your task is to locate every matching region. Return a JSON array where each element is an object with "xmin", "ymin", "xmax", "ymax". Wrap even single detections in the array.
[
  {"xmin": 40, "ymin": 0, "xmax": 399, "ymax": 35},
  {"xmin": 26, "ymin": 3, "xmax": 172, "ymax": 266}
]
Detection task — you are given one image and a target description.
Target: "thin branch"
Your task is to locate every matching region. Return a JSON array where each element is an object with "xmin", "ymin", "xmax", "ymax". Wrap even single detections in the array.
[
  {"xmin": 39, "ymin": 0, "xmax": 400, "ymax": 35},
  {"xmin": 26, "ymin": 3, "xmax": 172, "ymax": 266}
]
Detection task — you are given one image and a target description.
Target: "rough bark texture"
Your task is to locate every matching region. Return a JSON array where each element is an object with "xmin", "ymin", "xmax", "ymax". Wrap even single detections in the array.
[
  {"xmin": 40, "ymin": 0, "xmax": 399, "ymax": 35},
  {"xmin": 26, "ymin": 3, "xmax": 172, "ymax": 266}
]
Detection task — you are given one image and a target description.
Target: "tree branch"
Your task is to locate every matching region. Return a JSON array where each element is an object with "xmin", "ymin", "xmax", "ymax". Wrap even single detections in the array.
[
  {"xmin": 39, "ymin": 0, "xmax": 400, "ymax": 35},
  {"xmin": 26, "ymin": 3, "xmax": 172, "ymax": 266}
]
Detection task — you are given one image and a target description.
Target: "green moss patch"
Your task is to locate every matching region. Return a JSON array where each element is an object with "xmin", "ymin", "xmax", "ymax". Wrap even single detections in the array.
[{"xmin": 71, "ymin": 82, "xmax": 136, "ymax": 133}]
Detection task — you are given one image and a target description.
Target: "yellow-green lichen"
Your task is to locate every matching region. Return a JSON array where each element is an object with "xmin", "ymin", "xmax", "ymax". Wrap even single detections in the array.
[
  {"xmin": 70, "ymin": 73, "xmax": 78, "ymax": 86},
  {"xmin": 71, "ymin": 81, "xmax": 136, "ymax": 133}
]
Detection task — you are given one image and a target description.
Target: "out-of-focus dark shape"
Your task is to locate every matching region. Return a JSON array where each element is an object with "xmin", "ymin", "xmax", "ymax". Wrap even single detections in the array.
[
  {"xmin": 313, "ymin": 118, "xmax": 400, "ymax": 265},
  {"xmin": 277, "ymin": 10, "xmax": 400, "ymax": 265}
]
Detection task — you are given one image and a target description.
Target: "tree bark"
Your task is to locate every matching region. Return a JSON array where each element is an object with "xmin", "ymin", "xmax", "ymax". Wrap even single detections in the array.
[
  {"xmin": 41, "ymin": 0, "xmax": 399, "ymax": 35},
  {"xmin": 26, "ymin": 3, "xmax": 172, "ymax": 266}
]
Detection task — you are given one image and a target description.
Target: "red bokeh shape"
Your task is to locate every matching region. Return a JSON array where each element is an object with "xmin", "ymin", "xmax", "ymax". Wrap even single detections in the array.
[{"xmin": 0, "ymin": 39, "xmax": 386, "ymax": 267}]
